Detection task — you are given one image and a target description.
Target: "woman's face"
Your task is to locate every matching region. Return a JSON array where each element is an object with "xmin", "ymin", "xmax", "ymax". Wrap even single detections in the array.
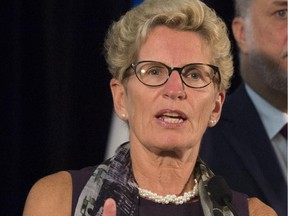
[{"xmin": 111, "ymin": 26, "xmax": 225, "ymax": 155}]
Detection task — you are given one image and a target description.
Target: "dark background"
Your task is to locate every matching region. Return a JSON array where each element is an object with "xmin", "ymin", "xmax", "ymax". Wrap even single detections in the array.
[{"xmin": 0, "ymin": 0, "xmax": 239, "ymax": 215}]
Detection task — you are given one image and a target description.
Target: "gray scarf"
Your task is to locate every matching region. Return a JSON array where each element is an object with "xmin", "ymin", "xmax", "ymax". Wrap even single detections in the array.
[{"xmin": 74, "ymin": 143, "xmax": 233, "ymax": 216}]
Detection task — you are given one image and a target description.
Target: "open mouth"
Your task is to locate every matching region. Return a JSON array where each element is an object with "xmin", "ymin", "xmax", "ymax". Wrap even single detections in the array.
[{"xmin": 156, "ymin": 111, "xmax": 187, "ymax": 124}]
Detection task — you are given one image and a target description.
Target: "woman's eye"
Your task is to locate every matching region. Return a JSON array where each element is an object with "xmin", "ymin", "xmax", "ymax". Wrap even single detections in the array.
[
  {"xmin": 148, "ymin": 69, "xmax": 159, "ymax": 75},
  {"xmin": 189, "ymin": 73, "xmax": 201, "ymax": 79},
  {"xmin": 184, "ymin": 69, "xmax": 202, "ymax": 80},
  {"xmin": 147, "ymin": 67, "xmax": 163, "ymax": 76}
]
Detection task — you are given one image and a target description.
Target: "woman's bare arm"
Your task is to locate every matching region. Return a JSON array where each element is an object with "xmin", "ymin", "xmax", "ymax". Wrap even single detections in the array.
[
  {"xmin": 248, "ymin": 197, "xmax": 277, "ymax": 216},
  {"xmin": 23, "ymin": 171, "xmax": 72, "ymax": 216}
]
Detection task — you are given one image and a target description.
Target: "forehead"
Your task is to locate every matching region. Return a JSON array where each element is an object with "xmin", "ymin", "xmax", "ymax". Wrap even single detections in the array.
[
  {"xmin": 252, "ymin": 0, "xmax": 287, "ymax": 9},
  {"xmin": 138, "ymin": 26, "xmax": 212, "ymax": 65}
]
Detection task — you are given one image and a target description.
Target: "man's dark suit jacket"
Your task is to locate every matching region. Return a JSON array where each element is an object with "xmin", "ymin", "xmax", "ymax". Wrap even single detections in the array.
[{"xmin": 200, "ymin": 84, "xmax": 287, "ymax": 216}]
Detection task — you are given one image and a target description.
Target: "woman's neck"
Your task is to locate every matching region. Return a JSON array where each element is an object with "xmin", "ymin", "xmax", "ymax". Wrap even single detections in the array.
[{"xmin": 131, "ymin": 144, "xmax": 198, "ymax": 196}]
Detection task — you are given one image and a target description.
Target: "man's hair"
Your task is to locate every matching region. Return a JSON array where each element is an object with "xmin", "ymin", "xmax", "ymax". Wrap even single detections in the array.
[{"xmin": 234, "ymin": 0, "xmax": 253, "ymax": 16}]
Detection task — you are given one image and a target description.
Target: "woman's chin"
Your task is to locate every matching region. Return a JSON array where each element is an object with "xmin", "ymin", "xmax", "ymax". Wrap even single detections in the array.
[{"xmin": 149, "ymin": 142, "xmax": 193, "ymax": 156}]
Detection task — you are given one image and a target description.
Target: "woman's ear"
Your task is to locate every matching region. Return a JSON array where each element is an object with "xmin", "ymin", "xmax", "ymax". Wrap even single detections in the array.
[
  {"xmin": 208, "ymin": 91, "xmax": 226, "ymax": 127},
  {"xmin": 232, "ymin": 16, "xmax": 249, "ymax": 54},
  {"xmin": 110, "ymin": 78, "xmax": 127, "ymax": 120}
]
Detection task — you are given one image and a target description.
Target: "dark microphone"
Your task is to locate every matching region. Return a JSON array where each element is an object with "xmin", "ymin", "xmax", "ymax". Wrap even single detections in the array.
[{"xmin": 207, "ymin": 176, "xmax": 238, "ymax": 216}]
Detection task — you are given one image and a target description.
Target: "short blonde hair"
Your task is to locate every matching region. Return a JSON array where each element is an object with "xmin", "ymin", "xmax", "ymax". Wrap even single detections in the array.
[{"xmin": 104, "ymin": 0, "xmax": 233, "ymax": 91}]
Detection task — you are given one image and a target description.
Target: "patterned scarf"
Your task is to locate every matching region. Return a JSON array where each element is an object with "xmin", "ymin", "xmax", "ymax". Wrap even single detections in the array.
[{"xmin": 74, "ymin": 142, "xmax": 233, "ymax": 216}]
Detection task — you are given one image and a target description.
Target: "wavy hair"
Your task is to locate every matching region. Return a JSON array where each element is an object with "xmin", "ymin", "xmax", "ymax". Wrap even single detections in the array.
[{"xmin": 104, "ymin": 0, "xmax": 233, "ymax": 91}]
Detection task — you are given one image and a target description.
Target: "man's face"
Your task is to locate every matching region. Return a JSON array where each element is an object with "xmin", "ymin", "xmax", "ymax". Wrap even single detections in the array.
[{"xmin": 244, "ymin": 0, "xmax": 287, "ymax": 92}]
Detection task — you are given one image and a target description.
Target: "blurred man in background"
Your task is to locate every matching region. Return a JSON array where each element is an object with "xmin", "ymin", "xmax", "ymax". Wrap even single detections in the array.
[{"xmin": 200, "ymin": 0, "xmax": 287, "ymax": 215}]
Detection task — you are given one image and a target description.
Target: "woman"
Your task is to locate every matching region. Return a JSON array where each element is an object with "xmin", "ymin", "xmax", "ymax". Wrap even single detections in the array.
[{"xmin": 23, "ymin": 0, "xmax": 276, "ymax": 215}]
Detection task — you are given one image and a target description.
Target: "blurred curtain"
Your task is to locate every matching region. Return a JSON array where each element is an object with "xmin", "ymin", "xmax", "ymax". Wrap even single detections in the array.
[{"xmin": 0, "ymin": 0, "xmax": 130, "ymax": 215}]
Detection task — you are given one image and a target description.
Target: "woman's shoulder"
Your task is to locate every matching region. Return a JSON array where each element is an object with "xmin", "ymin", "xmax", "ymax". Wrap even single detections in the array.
[
  {"xmin": 23, "ymin": 171, "xmax": 72, "ymax": 216},
  {"xmin": 248, "ymin": 197, "xmax": 277, "ymax": 216}
]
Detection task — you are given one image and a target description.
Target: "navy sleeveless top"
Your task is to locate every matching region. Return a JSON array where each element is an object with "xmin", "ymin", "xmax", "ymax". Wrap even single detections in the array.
[{"xmin": 68, "ymin": 166, "xmax": 249, "ymax": 216}]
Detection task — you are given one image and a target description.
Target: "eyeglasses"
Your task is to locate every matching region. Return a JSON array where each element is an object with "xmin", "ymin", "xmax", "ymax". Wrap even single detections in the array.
[{"xmin": 127, "ymin": 61, "xmax": 220, "ymax": 89}]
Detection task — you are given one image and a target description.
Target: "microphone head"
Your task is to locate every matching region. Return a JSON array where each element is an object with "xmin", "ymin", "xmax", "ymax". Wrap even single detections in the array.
[{"xmin": 207, "ymin": 175, "xmax": 232, "ymax": 206}]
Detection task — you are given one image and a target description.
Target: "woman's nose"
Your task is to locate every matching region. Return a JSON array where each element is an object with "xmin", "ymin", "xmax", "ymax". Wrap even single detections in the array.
[{"xmin": 162, "ymin": 71, "xmax": 186, "ymax": 100}]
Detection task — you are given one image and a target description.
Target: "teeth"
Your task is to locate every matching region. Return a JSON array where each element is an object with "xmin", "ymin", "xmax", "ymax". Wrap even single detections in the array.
[
  {"xmin": 162, "ymin": 116, "xmax": 184, "ymax": 124},
  {"xmin": 157, "ymin": 111, "xmax": 185, "ymax": 124},
  {"xmin": 163, "ymin": 112, "xmax": 180, "ymax": 117}
]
